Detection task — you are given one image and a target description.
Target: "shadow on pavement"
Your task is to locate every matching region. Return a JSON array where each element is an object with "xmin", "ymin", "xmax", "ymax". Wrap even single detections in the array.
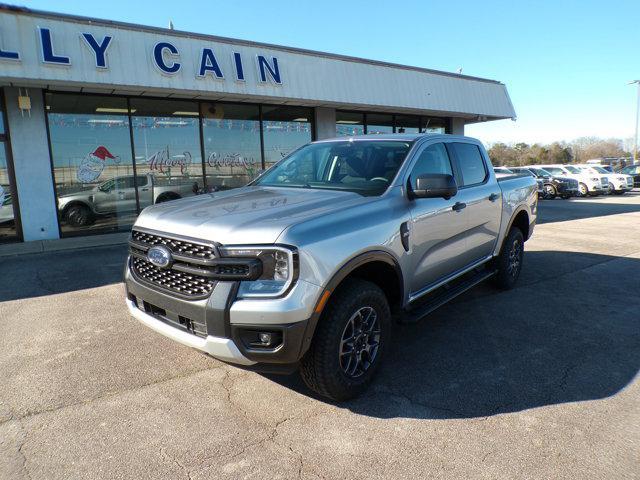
[
  {"xmin": 538, "ymin": 191, "xmax": 640, "ymax": 224},
  {"xmin": 0, "ymin": 244, "xmax": 128, "ymax": 302},
  {"xmin": 266, "ymin": 250, "xmax": 640, "ymax": 419}
]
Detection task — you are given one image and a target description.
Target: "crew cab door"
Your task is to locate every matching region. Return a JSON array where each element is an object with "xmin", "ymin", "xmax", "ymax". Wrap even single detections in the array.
[
  {"xmin": 405, "ymin": 142, "xmax": 469, "ymax": 294},
  {"xmin": 137, "ymin": 174, "xmax": 154, "ymax": 208},
  {"xmin": 448, "ymin": 142, "xmax": 502, "ymax": 261}
]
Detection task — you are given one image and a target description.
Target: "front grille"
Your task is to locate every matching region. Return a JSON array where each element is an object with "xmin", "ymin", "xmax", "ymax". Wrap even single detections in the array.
[
  {"xmin": 131, "ymin": 256, "xmax": 215, "ymax": 298},
  {"xmin": 131, "ymin": 230, "xmax": 216, "ymax": 261},
  {"xmin": 601, "ymin": 178, "xmax": 609, "ymax": 186}
]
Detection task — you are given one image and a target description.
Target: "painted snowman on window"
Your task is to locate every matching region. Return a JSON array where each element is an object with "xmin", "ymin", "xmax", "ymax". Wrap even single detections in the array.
[{"xmin": 77, "ymin": 146, "xmax": 119, "ymax": 184}]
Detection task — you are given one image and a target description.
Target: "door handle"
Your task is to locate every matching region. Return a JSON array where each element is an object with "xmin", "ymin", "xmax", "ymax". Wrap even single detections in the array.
[
  {"xmin": 489, "ymin": 193, "xmax": 500, "ymax": 202},
  {"xmin": 141, "ymin": 188, "xmax": 149, "ymax": 191},
  {"xmin": 452, "ymin": 202, "xmax": 466, "ymax": 212}
]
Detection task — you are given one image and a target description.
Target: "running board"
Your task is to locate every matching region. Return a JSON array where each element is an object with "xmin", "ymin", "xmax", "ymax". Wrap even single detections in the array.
[{"xmin": 401, "ymin": 269, "xmax": 497, "ymax": 323}]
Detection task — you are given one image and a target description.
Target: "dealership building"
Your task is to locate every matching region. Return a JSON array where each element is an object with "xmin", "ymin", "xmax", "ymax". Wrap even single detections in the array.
[{"xmin": 0, "ymin": 4, "xmax": 516, "ymax": 245}]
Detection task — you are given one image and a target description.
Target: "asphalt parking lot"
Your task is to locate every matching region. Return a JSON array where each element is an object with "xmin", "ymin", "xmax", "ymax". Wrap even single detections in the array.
[{"xmin": 1, "ymin": 192, "xmax": 639, "ymax": 480}]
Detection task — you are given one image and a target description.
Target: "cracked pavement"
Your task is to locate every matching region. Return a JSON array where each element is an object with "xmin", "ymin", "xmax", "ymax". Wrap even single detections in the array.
[{"xmin": 1, "ymin": 193, "xmax": 639, "ymax": 479}]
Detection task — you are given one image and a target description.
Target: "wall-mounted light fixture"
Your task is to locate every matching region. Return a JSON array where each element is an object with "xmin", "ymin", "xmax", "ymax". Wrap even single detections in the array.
[{"xmin": 17, "ymin": 88, "xmax": 31, "ymax": 117}]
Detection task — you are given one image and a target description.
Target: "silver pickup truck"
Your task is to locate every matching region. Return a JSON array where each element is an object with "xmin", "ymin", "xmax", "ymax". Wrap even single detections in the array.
[
  {"xmin": 58, "ymin": 173, "xmax": 199, "ymax": 227},
  {"xmin": 125, "ymin": 134, "xmax": 537, "ymax": 400}
]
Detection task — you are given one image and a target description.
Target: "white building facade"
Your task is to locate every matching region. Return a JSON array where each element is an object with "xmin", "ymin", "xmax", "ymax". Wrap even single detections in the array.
[{"xmin": 0, "ymin": 5, "xmax": 516, "ymax": 243}]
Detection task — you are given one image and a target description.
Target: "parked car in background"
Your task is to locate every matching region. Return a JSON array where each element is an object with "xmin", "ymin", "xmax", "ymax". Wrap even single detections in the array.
[
  {"xmin": 495, "ymin": 166, "xmax": 544, "ymax": 197},
  {"xmin": 510, "ymin": 166, "xmax": 578, "ymax": 199},
  {"xmin": 125, "ymin": 134, "xmax": 537, "ymax": 400},
  {"xmin": 537, "ymin": 164, "xmax": 607, "ymax": 197},
  {"xmin": 575, "ymin": 164, "xmax": 633, "ymax": 194},
  {"xmin": 618, "ymin": 164, "xmax": 640, "ymax": 188},
  {"xmin": 58, "ymin": 173, "xmax": 200, "ymax": 227}
]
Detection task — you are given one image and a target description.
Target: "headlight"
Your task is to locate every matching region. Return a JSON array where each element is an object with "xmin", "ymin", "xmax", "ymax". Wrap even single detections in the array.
[
  {"xmin": 618, "ymin": 177, "xmax": 625, "ymax": 181},
  {"xmin": 219, "ymin": 245, "xmax": 298, "ymax": 298},
  {"xmin": 591, "ymin": 177, "xmax": 599, "ymax": 182}
]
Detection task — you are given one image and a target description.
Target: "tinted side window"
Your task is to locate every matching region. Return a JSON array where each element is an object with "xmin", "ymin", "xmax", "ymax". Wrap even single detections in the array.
[
  {"xmin": 410, "ymin": 143, "xmax": 453, "ymax": 190},
  {"xmin": 452, "ymin": 143, "xmax": 487, "ymax": 186},
  {"xmin": 115, "ymin": 177, "xmax": 136, "ymax": 189}
]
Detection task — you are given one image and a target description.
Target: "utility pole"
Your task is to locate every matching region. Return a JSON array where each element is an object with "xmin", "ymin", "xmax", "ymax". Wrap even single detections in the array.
[{"xmin": 631, "ymin": 80, "xmax": 640, "ymax": 163}]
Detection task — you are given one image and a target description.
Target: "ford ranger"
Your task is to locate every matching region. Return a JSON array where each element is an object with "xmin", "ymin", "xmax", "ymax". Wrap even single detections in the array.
[{"xmin": 124, "ymin": 134, "xmax": 537, "ymax": 400}]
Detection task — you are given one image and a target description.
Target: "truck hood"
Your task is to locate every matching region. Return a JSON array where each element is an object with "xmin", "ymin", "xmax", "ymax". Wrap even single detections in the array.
[{"xmin": 134, "ymin": 186, "xmax": 367, "ymax": 244}]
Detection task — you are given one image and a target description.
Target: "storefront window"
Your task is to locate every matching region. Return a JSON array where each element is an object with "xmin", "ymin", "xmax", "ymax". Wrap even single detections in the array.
[
  {"xmin": 130, "ymin": 99, "xmax": 204, "ymax": 207},
  {"xmin": 201, "ymin": 102, "xmax": 261, "ymax": 190},
  {"xmin": 0, "ymin": 142, "xmax": 20, "ymax": 242},
  {"xmin": 366, "ymin": 113, "xmax": 394, "ymax": 135},
  {"xmin": 336, "ymin": 111, "xmax": 365, "ymax": 137},
  {"xmin": 421, "ymin": 117, "xmax": 448, "ymax": 133},
  {"xmin": 46, "ymin": 93, "xmax": 137, "ymax": 236},
  {"xmin": 262, "ymin": 106, "xmax": 313, "ymax": 167},
  {"xmin": 395, "ymin": 115, "xmax": 420, "ymax": 134}
]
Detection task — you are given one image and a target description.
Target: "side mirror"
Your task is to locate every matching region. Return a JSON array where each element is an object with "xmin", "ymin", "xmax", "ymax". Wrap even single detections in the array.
[{"xmin": 410, "ymin": 173, "xmax": 457, "ymax": 200}]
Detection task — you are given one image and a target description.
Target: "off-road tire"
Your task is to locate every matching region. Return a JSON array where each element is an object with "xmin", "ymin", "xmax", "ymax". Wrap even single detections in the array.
[
  {"xmin": 64, "ymin": 204, "xmax": 94, "ymax": 227},
  {"xmin": 492, "ymin": 227, "xmax": 524, "ymax": 290},
  {"xmin": 300, "ymin": 278, "xmax": 391, "ymax": 401}
]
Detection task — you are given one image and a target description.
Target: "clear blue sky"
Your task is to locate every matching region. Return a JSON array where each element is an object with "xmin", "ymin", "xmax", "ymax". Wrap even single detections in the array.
[{"xmin": 14, "ymin": 0, "xmax": 640, "ymax": 145}]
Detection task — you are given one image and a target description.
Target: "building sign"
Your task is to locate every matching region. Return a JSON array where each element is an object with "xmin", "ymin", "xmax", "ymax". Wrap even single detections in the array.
[{"xmin": 0, "ymin": 26, "xmax": 283, "ymax": 84}]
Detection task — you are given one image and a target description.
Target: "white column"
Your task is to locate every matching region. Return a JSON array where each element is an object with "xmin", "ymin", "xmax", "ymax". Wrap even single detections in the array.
[
  {"xmin": 314, "ymin": 107, "xmax": 336, "ymax": 140},
  {"xmin": 450, "ymin": 117, "xmax": 465, "ymax": 135},
  {"xmin": 5, "ymin": 87, "xmax": 60, "ymax": 241}
]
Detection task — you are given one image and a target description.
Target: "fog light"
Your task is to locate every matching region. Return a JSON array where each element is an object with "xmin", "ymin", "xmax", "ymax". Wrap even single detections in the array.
[{"xmin": 259, "ymin": 332, "xmax": 273, "ymax": 346}]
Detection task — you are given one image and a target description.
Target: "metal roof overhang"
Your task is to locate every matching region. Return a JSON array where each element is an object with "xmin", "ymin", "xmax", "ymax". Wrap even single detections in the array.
[{"xmin": 0, "ymin": 5, "xmax": 516, "ymax": 121}]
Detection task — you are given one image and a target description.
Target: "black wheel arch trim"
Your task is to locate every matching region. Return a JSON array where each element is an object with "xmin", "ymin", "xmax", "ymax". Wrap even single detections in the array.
[
  {"xmin": 505, "ymin": 206, "xmax": 533, "ymax": 241},
  {"xmin": 298, "ymin": 250, "xmax": 404, "ymax": 359}
]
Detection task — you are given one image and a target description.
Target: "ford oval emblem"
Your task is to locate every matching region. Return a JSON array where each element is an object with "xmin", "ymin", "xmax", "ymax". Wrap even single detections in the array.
[{"xmin": 147, "ymin": 245, "xmax": 172, "ymax": 269}]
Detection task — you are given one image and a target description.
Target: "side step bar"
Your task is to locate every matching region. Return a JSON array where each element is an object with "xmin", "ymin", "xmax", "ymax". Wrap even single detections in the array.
[{"xmin": 401, "ymin": 269, "xmax": 497, "ymax": 323}]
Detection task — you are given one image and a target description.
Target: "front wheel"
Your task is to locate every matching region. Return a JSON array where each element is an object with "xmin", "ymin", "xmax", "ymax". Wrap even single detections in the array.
[
  {"xmin": 543, "ymin": 184, "xmax": 557, "ymax": 199},
  {"xmin": 64, "ymin": 204, "xmax": 94, "ymax": 227},
  {"xmin": 492, "ymin": 227, "xmax": 524, "ymax": 290},
  {"xmin": 300, "ymin": 278, "xmax": 391, "ymax": 401},
  {"xmin": 578, "ymin": 183, "xmax": 588, "ymax": 197}
]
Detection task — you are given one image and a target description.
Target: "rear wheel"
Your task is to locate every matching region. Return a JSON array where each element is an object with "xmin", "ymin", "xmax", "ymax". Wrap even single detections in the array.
[
  {"xmin": 155, "ymin": 192, "xmax": 181, "ymax": 204},
  {"xmin": 492, "ymin": 227, "xmax": 524, "ymax": 290},
  {"xmin": 300, "ymin": 278, "xmax": 391, "ymax": 401}
]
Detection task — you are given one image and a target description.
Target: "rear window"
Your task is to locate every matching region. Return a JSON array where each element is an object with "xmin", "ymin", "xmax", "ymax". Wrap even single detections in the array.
[{"xmin": 452, "ymin": 143, "xmax": 487, "ymax": 186}]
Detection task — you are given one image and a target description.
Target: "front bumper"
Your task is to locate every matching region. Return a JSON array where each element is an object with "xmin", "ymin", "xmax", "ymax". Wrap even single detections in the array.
[{"xmin": 125, "ymin": 257, "xmax": 322, "ymax": 367}]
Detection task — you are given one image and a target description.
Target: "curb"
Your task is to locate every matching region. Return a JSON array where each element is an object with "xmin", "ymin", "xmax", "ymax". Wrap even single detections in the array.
[{"xmin": 0, "ymin": 232, "xmax": 129, "ymax": 257}]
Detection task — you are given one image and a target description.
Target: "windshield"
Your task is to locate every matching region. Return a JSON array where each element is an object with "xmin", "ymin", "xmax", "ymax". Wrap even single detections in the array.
[
  {"xmin": 544, "ymin": 167, "xmax": 564, "ymax": 175},
  {"xmin": 253, "ymin": 140, "xmax": 412, "ymax": 196},
  {"xmin": 591, "ymin": 166, "xmax": 608, "ymax": 174},
  {"xmin": 565, "ymin": 166, "xmax": 581, "ymax": 174}
]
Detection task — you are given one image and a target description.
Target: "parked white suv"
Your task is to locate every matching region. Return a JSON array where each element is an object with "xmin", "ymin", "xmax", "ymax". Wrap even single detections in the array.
[
  {"xmin": 537, "ymin": 164, "xmax": 607, "ymax": 196},
  {"xmin": 575, "ymin": 164, "xmax": 632, "ymax": 195}
]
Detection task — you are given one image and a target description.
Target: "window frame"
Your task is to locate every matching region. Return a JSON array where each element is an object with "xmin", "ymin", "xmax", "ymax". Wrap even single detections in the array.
[
  {"xmin": 0, "ymin": 89, "xmax": 24, "ymax": 243},
  {"xmin": 407, "ymin": 141, "xmax": 455, "ymax": 191},
  {"xmin": 447, "ymin": 141, "xmax": 489, "ymax": 189}
]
